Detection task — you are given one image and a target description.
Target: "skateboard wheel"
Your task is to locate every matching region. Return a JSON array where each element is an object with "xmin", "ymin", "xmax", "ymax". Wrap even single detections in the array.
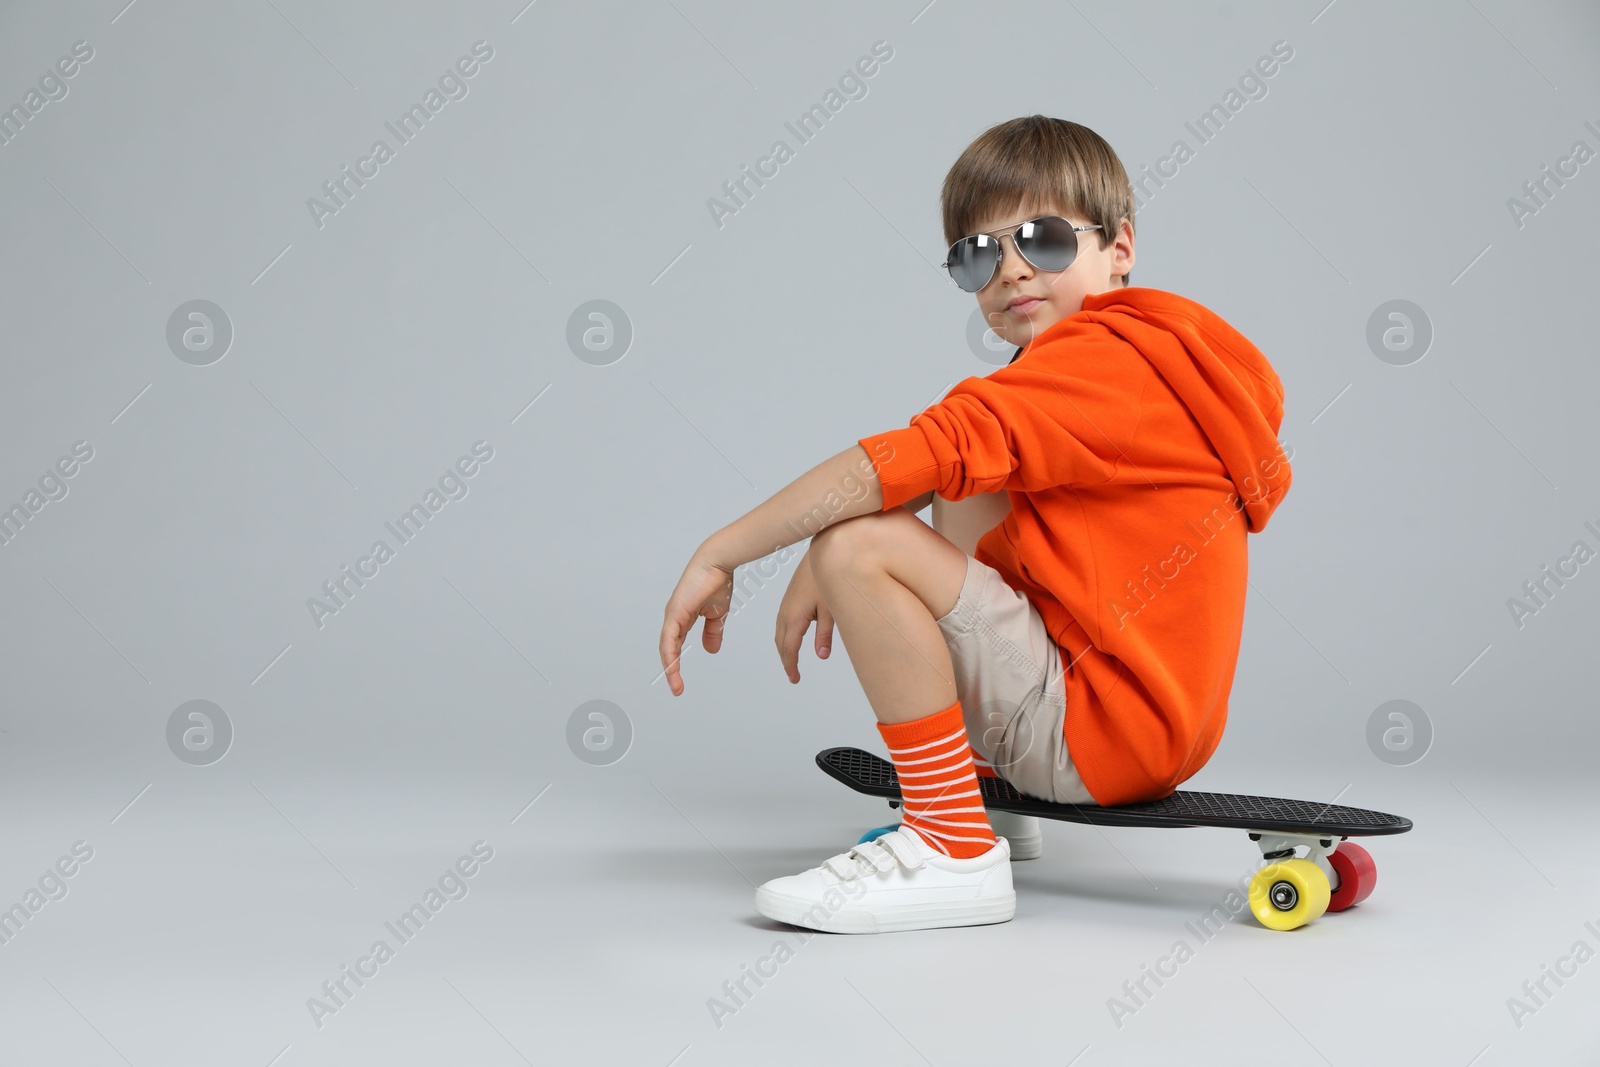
[
  {"xmin": 858, "ymin": 823, "xmax": 899, "ymax": 845},
  {"xmin": 1248, "ymin": 858, "xmax": 1330, "ymax": 931},
  {"xmin": 1325, "ymin": 841, "xmax": 1377, "ymax": 912}
]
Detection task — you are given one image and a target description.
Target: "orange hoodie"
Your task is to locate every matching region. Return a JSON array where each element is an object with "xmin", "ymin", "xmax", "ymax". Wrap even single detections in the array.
[{"xmin": 857, "ymin": 287, "xmax": 1291, "ymax": 806}]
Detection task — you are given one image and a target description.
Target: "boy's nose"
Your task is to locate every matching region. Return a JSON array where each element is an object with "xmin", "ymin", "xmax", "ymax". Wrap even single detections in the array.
[{"xmin": 997, "ymin": 234, "xmax": 1033, "ymax": 283}]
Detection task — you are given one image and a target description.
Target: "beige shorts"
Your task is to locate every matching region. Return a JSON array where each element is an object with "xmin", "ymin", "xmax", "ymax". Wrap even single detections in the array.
[{"xmin": 935, "ymin": 554, "xmax": 1096, "ymax": 806}]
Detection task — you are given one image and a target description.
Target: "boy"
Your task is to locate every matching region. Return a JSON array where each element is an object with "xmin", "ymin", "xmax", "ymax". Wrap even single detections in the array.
[{"xmin": 658, "ymin": 115, "xmax": 1292, "ymax": 934}]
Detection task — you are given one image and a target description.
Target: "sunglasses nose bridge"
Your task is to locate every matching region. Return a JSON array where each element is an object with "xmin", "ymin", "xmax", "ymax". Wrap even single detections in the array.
[{"xmin": 995, "ymin": 230, "xmax": 1035, "ymax": 283}]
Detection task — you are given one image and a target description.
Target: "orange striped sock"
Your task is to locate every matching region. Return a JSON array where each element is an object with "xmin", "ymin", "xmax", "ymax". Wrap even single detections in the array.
[{"xmin": 877, "ymin": 700, "xmax": 998, "ymax": 859}]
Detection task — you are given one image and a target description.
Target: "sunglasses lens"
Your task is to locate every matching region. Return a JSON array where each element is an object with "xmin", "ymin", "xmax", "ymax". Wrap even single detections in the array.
[
  {"xmin": 1014, "ymin": 216, "xmax": 1079, "ymax": 272},
  {"xmin": 946, "ymin": 234, "xmax": 998, "ymax": 292}
]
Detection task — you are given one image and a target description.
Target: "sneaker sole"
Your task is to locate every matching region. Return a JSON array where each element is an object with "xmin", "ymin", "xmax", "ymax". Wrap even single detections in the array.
[{"xmin": 754, "ymin": 887, "xmax": 1016, "ymax": 934}]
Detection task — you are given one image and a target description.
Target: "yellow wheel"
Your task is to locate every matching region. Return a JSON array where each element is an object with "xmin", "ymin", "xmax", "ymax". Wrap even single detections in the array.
[{"xmin": 1248, "ymin": 858, "xmax": 1331, "ymax": 931}]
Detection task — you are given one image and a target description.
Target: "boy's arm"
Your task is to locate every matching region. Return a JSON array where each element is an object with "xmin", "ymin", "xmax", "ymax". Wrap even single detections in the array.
[
  {"xmin": 858, "ymin": 350, "xmax": 1150, "ymax": 505},
  {"xmin": 697, "ymin": 445, "xmax": 883, "ymax": 571},
  {"xmin": 702, "ymin": 342, "xmax": 1141, "ymax": 575},
  {"xmin": 662, "ymin": 444, "xmax": 886, "ymax": 695}
]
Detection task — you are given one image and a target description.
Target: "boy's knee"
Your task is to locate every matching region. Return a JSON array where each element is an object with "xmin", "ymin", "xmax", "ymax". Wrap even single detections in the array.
[
  {"xmin": 809, "ymin": 516, "xmax": 868, "ymax": 576},
  {"xmin": 810, "ymin": 509, "xmax": 912, "ymax": 575}
]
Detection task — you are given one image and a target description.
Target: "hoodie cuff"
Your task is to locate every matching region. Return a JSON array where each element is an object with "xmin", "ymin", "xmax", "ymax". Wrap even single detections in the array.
[{"xmin": 858, "ymin": 426, "xmax": 942, "ymax": 511}]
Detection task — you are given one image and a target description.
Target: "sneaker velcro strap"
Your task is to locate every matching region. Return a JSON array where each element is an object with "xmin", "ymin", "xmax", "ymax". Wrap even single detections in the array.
[
  {"xmin": 877, "ymin": 830, "xmax": 925, "ymax": 870},
  {"xmin": 822, "ymin": 831, "xmax": 924, "ymax": 879}
]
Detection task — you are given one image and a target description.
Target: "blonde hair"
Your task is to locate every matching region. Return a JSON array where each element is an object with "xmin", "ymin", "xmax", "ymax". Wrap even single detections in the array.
[{"xmin": 941, "ymin": 115, "xmax": 1135, "ymax": 285}]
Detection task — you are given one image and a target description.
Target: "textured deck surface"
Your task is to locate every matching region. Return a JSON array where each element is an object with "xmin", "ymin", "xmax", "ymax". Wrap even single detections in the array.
[{"xmin": 818, "ymin": 747, "xmax": 1413, "ymax": 836}]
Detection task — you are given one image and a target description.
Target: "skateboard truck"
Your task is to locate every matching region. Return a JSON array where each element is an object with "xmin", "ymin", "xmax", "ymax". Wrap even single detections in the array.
[
  {"xmin": 1250, "ymin": 831, "xmax": 1345, "ymax": 891},
  {"xmin": 1250, "ymin": 830, "xmax": 1338, "ymax": 863}
]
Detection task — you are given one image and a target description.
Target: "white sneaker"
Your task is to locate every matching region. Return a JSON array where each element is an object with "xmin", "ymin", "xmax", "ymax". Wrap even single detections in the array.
[
  {"xmin": 987, "ymin": 809, "xmax": 1042, "ymax": 860},
  {"xmin": 754, "ymin": 828, "xmax": 1015, "ymax": 934}
]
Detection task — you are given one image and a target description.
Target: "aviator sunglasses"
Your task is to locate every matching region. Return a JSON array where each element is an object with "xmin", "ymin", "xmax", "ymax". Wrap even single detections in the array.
[{"xmin": 942, "ymin": 215, "xmax": 1103, "ymax": 293}]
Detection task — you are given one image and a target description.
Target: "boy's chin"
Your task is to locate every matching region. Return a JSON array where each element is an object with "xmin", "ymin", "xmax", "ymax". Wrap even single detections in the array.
[{"xmin": 1006, "ymin": 315, "xmax": 1063, "ymax": 347}]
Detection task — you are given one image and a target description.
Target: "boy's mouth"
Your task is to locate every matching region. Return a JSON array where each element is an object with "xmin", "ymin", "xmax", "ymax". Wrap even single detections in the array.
[{"xmin": 1007, "ymin": 297, "xmax": 1044, "ymax": 315}]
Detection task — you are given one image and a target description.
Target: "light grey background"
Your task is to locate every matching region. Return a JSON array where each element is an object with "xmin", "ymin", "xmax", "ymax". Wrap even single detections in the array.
[{"xmin": 1, "ymin": 0, "xmax": 1597, "ymax": 1064}]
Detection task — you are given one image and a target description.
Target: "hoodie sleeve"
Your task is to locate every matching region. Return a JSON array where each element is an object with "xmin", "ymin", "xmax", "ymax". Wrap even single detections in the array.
[{"xmin": 858, "ymin": 337, "xmax": 1151, "ymax": 510}]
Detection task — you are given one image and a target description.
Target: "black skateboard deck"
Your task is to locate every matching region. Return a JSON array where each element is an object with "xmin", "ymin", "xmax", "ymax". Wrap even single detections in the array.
[{"xmin": 817, "ymin": 746, "xmax": 1412, "ymax": 837}]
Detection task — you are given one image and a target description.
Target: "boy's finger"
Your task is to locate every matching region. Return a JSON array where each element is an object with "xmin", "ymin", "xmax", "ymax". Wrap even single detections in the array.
[
  {"xmin": 815, "ymin": 606, "xmax": 834, "ymax": 659},
  {"xmin": 659, "ymin": 630, "xmax": 684, "ymax": 697},
  {"xmin": 702, "ymin": 609, "xmax": 726, "ymax": 653},
  {"xmin": 657, "ymin": 618, "xmax": 675, "ymax": 672},
  {"xmin": 659, "ymin": 616, "xmax": 687, "ymax": 695},
  {"xmin": 775, "ymin": 618, "xmax": 801, "ymax": 683}
]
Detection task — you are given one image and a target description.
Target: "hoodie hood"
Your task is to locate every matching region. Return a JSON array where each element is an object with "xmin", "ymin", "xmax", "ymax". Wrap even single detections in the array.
[{"xmin": 1044, "ymin": 287, "xmax": 1291, "ymax": 533}]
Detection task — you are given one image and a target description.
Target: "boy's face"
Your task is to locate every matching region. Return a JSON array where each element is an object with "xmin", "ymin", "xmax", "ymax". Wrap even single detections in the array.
[{"xmin": 966, "ymin": 199, "xmax": 1135, "ymax": 348}]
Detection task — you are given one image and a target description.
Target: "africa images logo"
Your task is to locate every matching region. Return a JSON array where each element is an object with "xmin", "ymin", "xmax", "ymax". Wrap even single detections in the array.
[
  {"xmin": 306, "ymin": 441, "xmax": 494, "ymax": 630},
  {"xmin": 306, "ymin": 41, "xmax": 495, "ymax": 230}
]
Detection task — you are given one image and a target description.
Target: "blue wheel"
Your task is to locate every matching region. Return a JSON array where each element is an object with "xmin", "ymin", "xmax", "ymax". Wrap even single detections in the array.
[{"xmin": 858, "ymin": 823, "xmax": 900, "ymax": 844}]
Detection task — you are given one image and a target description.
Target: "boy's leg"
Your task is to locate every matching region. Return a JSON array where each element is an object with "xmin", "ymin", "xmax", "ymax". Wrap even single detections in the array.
[
  {"xmin": 751, "ymin": 508, "xmax": 1017, "ymax": 934},
  {"xmin": 808, "ymin": 507, "xmax": 967, "ymax": 722},
  {"xmin": 811, "ymin": 512, "xmax": 1074, "ymax": 861},
  {"xmin": 808, "ymin": 509, "xmax": 998, "ymax": 859}
]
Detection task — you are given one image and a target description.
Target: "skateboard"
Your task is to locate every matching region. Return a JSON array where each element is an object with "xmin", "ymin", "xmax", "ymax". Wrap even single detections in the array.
[{"xmin": 817, "ymin": 746, "xmax": 1413, "ymax": 931}]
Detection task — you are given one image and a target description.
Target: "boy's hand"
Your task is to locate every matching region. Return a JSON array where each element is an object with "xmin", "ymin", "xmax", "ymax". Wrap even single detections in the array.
[
  {"xmin": 775, "ymin": 549, "xmax": 833, "ymax": 684},
  {"xmin": 659, "ymin": 549, "xmax": 735, "ymax": 696}
]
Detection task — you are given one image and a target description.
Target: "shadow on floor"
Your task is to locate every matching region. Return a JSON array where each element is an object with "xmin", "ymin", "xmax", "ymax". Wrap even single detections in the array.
[{"xmin": 588, "ymin": 838, "xmax": 1270, "ymax": 928}]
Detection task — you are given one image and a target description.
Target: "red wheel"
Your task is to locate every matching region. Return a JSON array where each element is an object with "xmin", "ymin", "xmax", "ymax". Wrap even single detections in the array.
[{"xmin": 1326, "ymin": 841, "xmax": 1377, "ymax": 911}]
